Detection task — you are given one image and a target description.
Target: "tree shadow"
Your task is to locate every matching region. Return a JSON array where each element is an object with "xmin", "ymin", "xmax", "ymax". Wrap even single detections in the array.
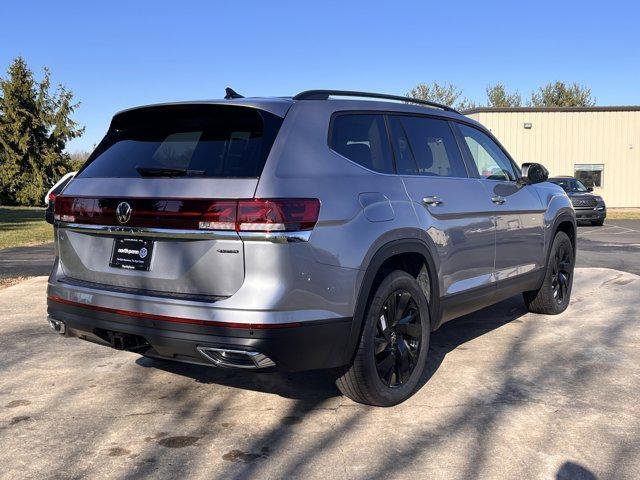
[
  {"xmin": 135, "ymin": 294, "xmax": 528, "ymax": 404},
  {"xmin": 135, "ymin": 356, "xmax": 341, "ymax": 401},
  {"xmin": 419, "ymin": 293, "xmax": 528, "ymax": 389}
]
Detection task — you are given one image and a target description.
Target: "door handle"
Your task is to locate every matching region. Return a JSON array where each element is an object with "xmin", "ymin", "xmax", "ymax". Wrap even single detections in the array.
[
  {"xmin": 423, "ymin": 196, "xmax": 443, "ymax": 206},
  {"xmin": 491, "ymin": 195, "xmax": 506, "ymax": 205}
]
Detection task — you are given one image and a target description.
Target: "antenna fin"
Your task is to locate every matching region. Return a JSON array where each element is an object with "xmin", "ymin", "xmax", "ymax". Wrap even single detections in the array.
[{"xmin": 224, "ymin": 87, "xmax": 244, "ymax": 99}]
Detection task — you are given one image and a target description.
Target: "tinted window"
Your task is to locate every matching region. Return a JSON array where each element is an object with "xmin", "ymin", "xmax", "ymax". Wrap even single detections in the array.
[
  {"xmin": 387, "ymin": 116, "xmax": 417, "ymax": 175},
  {"xmin": 551, "ymin": 178, "xmax": 589, "ymax": 192},
  {"xmin": 77, "ymin": 105, "xmax": 282, "ymax": 178},
  {"xmin": 390, "ymin": 116, "xmax": 467, "ymax": 178},
  {"xmin": 458, "ymin": 124, "xmax": 516, "ymax": 181},
  {"xmin": 330, "ymin": 114, "xmax": 394, "ymax": 174}
]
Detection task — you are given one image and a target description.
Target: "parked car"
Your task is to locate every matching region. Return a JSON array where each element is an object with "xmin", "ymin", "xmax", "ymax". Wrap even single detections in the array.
[
  {"xmin": 44, "ymin": 172, "xmax": 77, "ymax": 224},
  {"xmin": 46, "ymin": 89, "xmax": 576, "ymax": 406},
  {"xmin": 549, "ymin": 176, "xmax": 606, "ymax": 226}
]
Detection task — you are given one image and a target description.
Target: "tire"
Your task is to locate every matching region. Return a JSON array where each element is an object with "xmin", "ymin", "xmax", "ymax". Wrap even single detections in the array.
[
  {"xmin": 335, "ymin": 270, "xmax": 431, "ymax": 406},
  {"xmin": 523, "ymin": 231, "xmax": 574, "ymax": 314},
  {"xmin": 591, "ymin": 218, "xmax": 605, "ymax": 226}
]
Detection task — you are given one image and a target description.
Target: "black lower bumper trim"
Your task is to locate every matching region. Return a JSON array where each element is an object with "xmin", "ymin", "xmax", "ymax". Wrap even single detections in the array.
[
  {"xmin": 575, "ymin": 208, "xmax": 606, "ymax": 222},
  {"xmin": 47, "ymin": 300, "xmax": 353, "ymax": 372}
]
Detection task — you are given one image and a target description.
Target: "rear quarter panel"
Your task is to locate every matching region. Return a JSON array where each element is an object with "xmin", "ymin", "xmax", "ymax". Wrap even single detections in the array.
[{"xmin": 255, "ymin": 101, "xmax": 431, "ymax": 316}]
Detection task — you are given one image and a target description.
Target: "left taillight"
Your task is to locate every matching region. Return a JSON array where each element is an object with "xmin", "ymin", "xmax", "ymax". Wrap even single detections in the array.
[{"xmin": 54, "ymin": 196, "xmax": 75, "ymax": 222}]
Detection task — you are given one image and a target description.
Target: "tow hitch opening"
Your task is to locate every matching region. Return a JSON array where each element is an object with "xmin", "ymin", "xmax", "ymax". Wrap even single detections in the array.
[{"xmin": 94, "ymin": 329, "xmax": 150, "ymax": 353}]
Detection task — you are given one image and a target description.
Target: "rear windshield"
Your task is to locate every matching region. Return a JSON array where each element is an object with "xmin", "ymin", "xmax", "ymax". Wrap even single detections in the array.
[{"xmin": 77, "ymin": 105, "xmax": 283, "ymax": 178}]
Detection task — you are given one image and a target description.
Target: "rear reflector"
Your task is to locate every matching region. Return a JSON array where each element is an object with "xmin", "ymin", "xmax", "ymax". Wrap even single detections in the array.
[{"xmin": 54, "ymin": 197, "xmax": 320, "ymax": 232}]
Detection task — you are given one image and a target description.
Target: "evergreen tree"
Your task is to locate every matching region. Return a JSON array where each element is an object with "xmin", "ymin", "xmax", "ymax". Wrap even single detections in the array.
[{"xmin": 0, "ymin": 57, "xmax": 83, "ymax": 205}]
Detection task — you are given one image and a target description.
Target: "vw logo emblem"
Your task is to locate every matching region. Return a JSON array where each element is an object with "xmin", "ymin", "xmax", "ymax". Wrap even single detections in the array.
[{"xmin": 116, "ymin": 202, "xmax": 132, "ymax": 224}]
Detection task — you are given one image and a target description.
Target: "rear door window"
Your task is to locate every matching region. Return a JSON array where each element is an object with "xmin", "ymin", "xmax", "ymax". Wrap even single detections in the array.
[
  {"xmin": 389, "ymin": 115, "xmax": 468, "ymax": 178},
  {"xmin": 329, "ymin": 114, "xmax": 394, "ymax": 174},
  {"xmin": 77, "ymin": 105, "xmax": 283, "ymax": 178}
]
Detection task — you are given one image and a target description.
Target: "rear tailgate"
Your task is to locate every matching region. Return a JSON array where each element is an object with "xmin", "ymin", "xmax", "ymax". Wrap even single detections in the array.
[{"xmin": 55, "ymin": 104, "xmax": 284, "ymax": 298}]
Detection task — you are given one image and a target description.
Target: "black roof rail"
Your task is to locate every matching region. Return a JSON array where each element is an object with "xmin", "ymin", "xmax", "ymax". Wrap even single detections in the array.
[{"xmin": 292, "ymin": 90, "xmax": 460, "ymax": 114}]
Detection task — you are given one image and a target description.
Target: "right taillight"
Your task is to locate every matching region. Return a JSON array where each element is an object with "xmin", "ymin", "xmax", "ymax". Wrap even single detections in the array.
[{"xmin": 236, "ymin": 198, "xmax": 320, "ymax": 232}]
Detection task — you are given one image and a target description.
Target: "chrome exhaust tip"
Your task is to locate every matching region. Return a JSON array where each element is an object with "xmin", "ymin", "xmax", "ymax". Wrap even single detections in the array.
[
  {"xmin": 47, "ymin": 317, "xmax": 66, "ymax": 334},
  {"xmin": 196, "ymin": 346, "xmax": 275, "ymax": 369}
]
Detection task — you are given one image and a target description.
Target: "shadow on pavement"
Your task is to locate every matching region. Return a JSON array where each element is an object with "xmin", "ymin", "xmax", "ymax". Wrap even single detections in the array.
[
  {"xmin": 135, "ymin": 356, "xmax": 342, "ymax": 401},
  {"xmin": 557, "ymin": 461, "xmax": 598, "ymax": 480},
  {"xmin": 136, "ymin": 294, "xmax": 529, "ymax": 403}
]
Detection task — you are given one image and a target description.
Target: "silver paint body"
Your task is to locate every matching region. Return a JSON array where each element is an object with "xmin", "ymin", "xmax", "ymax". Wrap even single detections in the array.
[{"xmin": 48, "ymin": 97, "xmax": 573, "ymax": 328}]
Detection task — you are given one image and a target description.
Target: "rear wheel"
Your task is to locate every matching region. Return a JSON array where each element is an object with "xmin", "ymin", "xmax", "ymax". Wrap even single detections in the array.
[
  {"xmin": 523, "ymin": 231, "xmax": 574, "ymax": 314},
  {"xmin": 335, "ymin": 270, "xmax": 430, "ymax": 406}
]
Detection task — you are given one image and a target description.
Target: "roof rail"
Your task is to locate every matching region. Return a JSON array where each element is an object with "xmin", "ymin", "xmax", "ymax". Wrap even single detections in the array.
[{"xmin": 292, "ymin": 90, "xmax": 460, "ymax": 114}]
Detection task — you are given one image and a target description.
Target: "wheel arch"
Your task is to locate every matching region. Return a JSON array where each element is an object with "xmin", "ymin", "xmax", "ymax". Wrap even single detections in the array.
[
  {"xmin": 343, "ymin": 236, "xmax": 441, "ymax": 365},
  {"xmin": 550, "ymin": 212, "xmax": 577, "ymax": 257},
  {"xmin": 531, "ymin": 211, "xmax": 576, "ymax": 293},
  {"xmin": 554, "ymin": 215, "xmax": 577, "ymax": 253}
]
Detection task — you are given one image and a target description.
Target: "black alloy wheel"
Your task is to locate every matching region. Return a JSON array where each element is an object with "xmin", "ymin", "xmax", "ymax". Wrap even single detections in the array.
[
  {"xmin": 523, "ymin": 231, "xmax": 574, "ymax": 315},
  {"xmin": 335, "ymin": 270, "xmax": 431, "ymax": 406},
  {"xmin": 374, "ymin": 290, "xmax": 422, "ymax": 388},
  {"xmin": 551, "ymin": 241, "xmax": 571, "ymax": 304}
]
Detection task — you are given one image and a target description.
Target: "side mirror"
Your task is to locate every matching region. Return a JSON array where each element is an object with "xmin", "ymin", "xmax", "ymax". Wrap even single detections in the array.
[
  {"xmin": 519, "ymin": 162, "xmax": 549, "ymax": 185},
  {"xmin": 587, "ymin": 186, "xmax": 594, "ymax": 192}
]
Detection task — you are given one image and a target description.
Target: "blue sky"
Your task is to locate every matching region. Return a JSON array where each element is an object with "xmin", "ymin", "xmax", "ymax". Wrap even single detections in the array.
[{"xmin": 3, "ymin": 0, "xmax": 639, "ymax": 152}]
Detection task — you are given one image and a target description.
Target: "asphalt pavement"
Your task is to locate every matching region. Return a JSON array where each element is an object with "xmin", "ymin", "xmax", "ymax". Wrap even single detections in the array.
[
  {"xmin": 0, "ymin": 242, "xmax": 54, "ymax": 280},
  {"xmin": 576, "ymin": 220, "xmax": 640, "ymax": 275}
]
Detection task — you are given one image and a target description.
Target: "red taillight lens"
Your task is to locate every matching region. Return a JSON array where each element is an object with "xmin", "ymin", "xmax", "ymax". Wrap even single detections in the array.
[
  {"xmin": 54, "ymin": 197, "xmax": 320, "ymax": 232},
  {"xmin": 54, "ymin": 196, "xmax": 76, "ymax": 222},
  {"xmin": 237, "ymin": 199, "xmax": 320, "ymax": 232},
  {"xmin": 197, "ymin": 201, "xmax": 237, "ymax": 230}
]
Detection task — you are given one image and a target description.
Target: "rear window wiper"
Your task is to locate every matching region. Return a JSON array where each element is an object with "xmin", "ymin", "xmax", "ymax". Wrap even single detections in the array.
[{"xmin": 135, "ymin": 166, "xmax": 206, "ymax": 177}]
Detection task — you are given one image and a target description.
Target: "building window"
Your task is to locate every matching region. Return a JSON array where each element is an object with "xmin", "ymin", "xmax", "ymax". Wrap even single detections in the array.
[{"xmin": 574, "ymin": 164, "xmax": 604, "ymax": 188}]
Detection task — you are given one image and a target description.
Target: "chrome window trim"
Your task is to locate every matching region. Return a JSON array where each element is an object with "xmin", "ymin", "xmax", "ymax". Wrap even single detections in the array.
[{"xmin": 57, "ymin": 222, "xmax": 311, "ymax": 242}]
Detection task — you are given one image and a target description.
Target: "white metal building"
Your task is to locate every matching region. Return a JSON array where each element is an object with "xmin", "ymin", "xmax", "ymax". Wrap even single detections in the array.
[{"xmin": 464, "ymin": 107, "xmax": 640, "ymax": 208}]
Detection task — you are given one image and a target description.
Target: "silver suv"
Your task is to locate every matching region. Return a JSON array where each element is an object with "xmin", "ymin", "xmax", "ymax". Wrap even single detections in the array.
[{"xmin": 47, "ymin": 90, "xmax": 576, "ymax": 406}]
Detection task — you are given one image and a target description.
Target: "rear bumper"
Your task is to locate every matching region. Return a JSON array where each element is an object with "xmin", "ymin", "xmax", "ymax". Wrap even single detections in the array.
[{"xmin": 47, "ymin": 298, "xmax": 353, "ymax": 372}]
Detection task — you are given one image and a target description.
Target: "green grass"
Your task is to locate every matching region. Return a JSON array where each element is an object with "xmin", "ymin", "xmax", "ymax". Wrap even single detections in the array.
[
  {"xmin": 607, "ymin": 210, "xmax": 640, "ymax": 220},
  {"xmin": 0, "ymin": 206, "xmax": 53, "ymax": 250}
]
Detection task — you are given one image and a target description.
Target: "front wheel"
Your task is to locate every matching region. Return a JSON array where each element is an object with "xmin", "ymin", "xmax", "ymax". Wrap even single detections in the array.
[
  {"xmin": 523, "ymin": 231, "xmax": 574, "ymax": 314},
  {"xmin": 335, "ymin": 270, "xmax": 431, "ymax": 406},
  {"xmin": 591, "ymin": 218, "xmax": 605, "ymax": 226}
]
